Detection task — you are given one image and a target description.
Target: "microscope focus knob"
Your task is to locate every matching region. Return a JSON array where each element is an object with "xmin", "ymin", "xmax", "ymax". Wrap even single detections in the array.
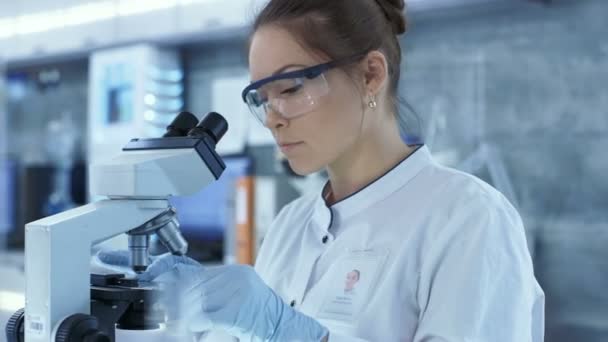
[
  {"xmin": 5, "ymin": 308, "xmax": 25, "ymax": 342},
  {"xmin": 55, "ymin": 314, "xmax": 110, "ymax": 342}
]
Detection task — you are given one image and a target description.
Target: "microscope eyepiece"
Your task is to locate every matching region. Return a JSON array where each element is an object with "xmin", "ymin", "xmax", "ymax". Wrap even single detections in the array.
[
  {"xmin": 163, "ymin": 111, "xmax": 199, "ymax": 138},
  {"xmin": 187, "ymin": 112, "xmax": 228, "ymax": 144}
]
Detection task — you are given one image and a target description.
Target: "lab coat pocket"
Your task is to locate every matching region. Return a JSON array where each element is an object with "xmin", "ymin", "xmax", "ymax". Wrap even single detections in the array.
[{"xmin": 315, "ymin": 248, "xmax": 390, "ymax": 325}]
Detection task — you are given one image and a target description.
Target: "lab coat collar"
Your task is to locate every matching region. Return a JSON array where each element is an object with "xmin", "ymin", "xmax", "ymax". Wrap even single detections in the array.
[{"xmin": 311, "ymin": 145, "xmax": 433, "ymax": 233}]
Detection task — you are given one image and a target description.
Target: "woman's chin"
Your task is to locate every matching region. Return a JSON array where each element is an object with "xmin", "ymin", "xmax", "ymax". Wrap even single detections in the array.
[{"xmin": 287, "ymin": 158, "xmax": 324, "ymax": 177}]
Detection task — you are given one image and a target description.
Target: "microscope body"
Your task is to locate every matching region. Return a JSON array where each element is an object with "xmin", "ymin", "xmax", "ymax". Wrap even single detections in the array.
[{"xmin": 9, "ymin": 112, "xmax": 227, "ymax": 342}]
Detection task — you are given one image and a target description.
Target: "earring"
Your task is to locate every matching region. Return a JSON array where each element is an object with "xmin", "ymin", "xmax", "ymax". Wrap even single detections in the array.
[{"xmin": 368, "ymin": 95, "xmax": 377, "ymax": 109}]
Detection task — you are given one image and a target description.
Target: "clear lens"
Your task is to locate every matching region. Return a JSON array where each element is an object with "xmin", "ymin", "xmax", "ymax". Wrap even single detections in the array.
[{"xmin": 244, "ymin": 74, "xmax": 330, "ymax": 125}]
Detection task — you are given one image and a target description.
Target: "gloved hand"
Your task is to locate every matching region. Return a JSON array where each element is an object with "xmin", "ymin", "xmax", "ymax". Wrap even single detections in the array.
[
  {"xmin": 94, "ymin": 249, "xmax": 135, "ymax": 267},
  {"xmin": 142, "ymin": 254, "xmax": 329, "ymax": 342},
  {"xmin": 90, "ymin": 249, "xmax": 140, "ymax": 276},
  {"xmin": 91, "ymin": 249, "xmax": 200, "ymax": 281}
]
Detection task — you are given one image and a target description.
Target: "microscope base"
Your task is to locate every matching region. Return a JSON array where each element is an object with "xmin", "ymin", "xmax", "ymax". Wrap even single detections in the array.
[{"xmin": 6, "ymin": 274, "xmax": 165, "ymax": 342}]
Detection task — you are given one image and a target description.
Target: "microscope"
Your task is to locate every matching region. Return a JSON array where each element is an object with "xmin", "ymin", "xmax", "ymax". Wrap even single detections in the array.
[{"xmin": 5, "ymin": 111, "xmax": 228, "ymax": 342}]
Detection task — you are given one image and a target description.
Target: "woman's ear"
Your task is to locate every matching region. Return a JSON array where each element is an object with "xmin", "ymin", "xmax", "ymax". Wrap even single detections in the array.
[{"xmin": 362, "ymin": 51, "xmax": 389, "ymax": 96}]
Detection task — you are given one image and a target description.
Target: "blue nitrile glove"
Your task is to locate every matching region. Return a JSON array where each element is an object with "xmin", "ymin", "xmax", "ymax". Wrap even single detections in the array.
[
  {"xmin": 91, "ymin": 249, "xmax": 173, "ymax": 278},
  {"xmin": 93, "ymin": 249, "xmax": 174, "ymax": 271},
  {"xmin": 93, "ymin": 249, "xmax": 201, "ymax": 277},
  {"xmin": 140, "ymin": 254, "xmax": 329, "ymax": 342},
  {"xmin": 90, "ymin": 249, "xmax": 141, "ymax": 276},
  {"xmin": 94, "ymin": 249, "xmax": 135, "ymax": 267}
]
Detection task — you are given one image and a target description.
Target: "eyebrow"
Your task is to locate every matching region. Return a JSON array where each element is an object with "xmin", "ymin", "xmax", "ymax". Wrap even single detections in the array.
[
  {"xmin": 250, "ymin": 63, "xmax": 309, "ymax": 82},
  {"xmin": 272, "ymin": 63, "xmax": 307, "ymax": 76}
]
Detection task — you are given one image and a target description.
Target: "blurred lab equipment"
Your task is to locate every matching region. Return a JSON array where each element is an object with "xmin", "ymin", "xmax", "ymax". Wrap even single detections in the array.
[
  {"xmin": 88, "ymin": 45, "xmax": 184, "ymax": 182},
  {"xmin": 167, "ymin": 155, "xmax": 253, "ymax": 264},
  {"xmin": 43, "ymin": 112, "xmax": 78, "ymax": 216},
  {"xmin": 0, "ymin": 159, "xmax": 16, "ymax": 249}
]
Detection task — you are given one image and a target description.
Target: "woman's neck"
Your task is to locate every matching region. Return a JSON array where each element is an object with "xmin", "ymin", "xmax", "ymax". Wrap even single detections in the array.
[{"xmin": 325, "ymin": 116, "xmax": 416, "ymax": 204}]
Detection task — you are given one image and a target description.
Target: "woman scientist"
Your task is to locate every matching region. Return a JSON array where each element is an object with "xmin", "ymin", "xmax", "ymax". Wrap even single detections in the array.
[{"xmin": 102, "ymin": 0, "xmax": 545, "ymax": 341}]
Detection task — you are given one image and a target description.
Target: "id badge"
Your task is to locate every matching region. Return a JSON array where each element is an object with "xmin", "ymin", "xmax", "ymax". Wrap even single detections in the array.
[{"xmin": 316, "ymin": 248, "xmax": 389, "ymax": 323}]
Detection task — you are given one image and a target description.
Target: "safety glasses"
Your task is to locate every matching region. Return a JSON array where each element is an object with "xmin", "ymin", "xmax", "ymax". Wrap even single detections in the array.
[{"xmin": 241, "ymin": 54, "xmax": 364, "ymax": 125}]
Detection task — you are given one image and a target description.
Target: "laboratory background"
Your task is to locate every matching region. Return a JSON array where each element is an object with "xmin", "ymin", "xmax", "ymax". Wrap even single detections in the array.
[{"xmin": 0, "ymin": 0, "xmax": 606, "ymax": 341}]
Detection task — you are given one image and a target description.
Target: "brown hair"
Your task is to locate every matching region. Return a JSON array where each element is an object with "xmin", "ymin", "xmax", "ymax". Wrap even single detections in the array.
[{"xmin": 250, "ymin": 0, "xmax": 421, "ymax": 145}]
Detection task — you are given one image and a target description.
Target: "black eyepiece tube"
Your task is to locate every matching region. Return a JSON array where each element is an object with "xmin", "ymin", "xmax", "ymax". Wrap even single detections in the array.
[
  {"xmin": 163, "ymin": 111, "xmax": 200, "ymax": 138},
  {"xmin": 187, "ymin": 112, "xmax": 228, "ymax": 144}
]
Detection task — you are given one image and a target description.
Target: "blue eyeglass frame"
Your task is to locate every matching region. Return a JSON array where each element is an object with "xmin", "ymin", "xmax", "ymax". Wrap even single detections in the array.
[{"xmin": 241, "ymin": 54, "xmax": 366, "ymax": 103}]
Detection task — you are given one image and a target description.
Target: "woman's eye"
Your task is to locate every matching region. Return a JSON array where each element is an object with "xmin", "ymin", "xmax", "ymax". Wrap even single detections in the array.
[
  {"xmin": 252, "ymin": 95, "xmax": 268, "ymax": 106},
  {"xmin": 280, "ymin": 84, "xmax": 303, "ymax": 95}
]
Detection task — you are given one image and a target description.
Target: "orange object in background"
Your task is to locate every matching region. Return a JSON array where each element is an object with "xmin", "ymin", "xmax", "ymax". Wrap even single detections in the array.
[{"xmin": 235, "ymin": 176, "xmax": 255, "ymax": 265}]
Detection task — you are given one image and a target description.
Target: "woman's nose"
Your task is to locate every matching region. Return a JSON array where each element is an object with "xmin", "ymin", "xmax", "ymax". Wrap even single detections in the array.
[{"xmin": 264, "ymin": 105, "xmax": 288, "ymax": 129}]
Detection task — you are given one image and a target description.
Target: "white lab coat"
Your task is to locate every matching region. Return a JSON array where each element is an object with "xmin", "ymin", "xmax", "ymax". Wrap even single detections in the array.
[{"xmin": 205, "ymin": 145, "xmax": 545, "ymax": 341}]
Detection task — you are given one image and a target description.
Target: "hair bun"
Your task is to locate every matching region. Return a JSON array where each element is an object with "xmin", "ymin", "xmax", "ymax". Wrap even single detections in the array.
[{"xmin": 374, "ymin": 0, "xmax": 408, "ymax": 35}]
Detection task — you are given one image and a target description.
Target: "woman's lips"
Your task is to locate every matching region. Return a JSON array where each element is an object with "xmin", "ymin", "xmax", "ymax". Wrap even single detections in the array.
[{"xmin": 279, "ymin": 142, "xmax": 304, "ymax": 153}]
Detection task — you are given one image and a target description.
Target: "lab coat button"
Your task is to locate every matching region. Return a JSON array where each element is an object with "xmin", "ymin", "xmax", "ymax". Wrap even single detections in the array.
[
  {"xmin": 290, "ymin": 300, "xmax": 296, "ymax": 307},
  {"xmin": 322, "ymin": 236, "xmax": 328, "ymax": 244}
]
